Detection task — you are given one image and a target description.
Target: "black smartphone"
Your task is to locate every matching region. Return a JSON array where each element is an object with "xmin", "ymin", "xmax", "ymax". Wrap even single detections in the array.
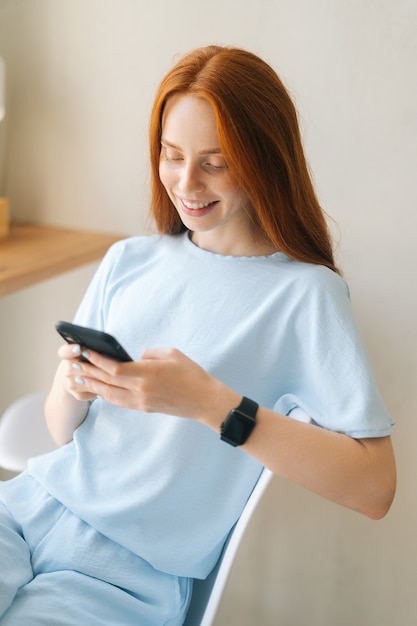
[{"xmin": 55, "ymin": 321, "xmax": 133, "ymax": 362}]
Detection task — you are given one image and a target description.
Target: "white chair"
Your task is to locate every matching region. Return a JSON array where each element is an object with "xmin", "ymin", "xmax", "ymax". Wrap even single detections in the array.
[
  {"xmin": 183, "ymin": 466, "xmax": 273, "ymax": 626},
  {"xmin": 0, "ymin": 392, "xmax": 273, "ymax": 626},
  {"xmin": 0, "ymin": 391, "xmax": 55, "ymax": 472}
]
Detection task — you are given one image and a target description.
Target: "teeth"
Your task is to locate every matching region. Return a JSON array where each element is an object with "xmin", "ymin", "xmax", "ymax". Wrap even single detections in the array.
[{"xmin": 182, "ymin": 199, "xmax": 212, "ymax": 210}]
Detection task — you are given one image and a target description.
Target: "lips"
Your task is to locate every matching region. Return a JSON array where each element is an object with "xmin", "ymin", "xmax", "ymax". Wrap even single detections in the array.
[
  {"xmin": 178, "ymin": 197, "xmax": 218, "ymax": 217},
  {"xmin": 181, "ymin": 199, "xmax": 215, "ymax": 210}
]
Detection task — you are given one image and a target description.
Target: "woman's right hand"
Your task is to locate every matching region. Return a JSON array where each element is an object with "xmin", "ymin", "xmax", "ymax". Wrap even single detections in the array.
[
  {"xmin": 44, "ymin": 344, "xmax": 95, "ymax": 446},
  {"xmin": 57, "ymin": 343, "xmax": 100, "ymax": 403}
]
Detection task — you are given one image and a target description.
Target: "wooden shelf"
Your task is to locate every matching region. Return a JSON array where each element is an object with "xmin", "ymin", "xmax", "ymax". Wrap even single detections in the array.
[{"xmin": 0, "ymin": 223, "xmax": 125, "ymax": 297}]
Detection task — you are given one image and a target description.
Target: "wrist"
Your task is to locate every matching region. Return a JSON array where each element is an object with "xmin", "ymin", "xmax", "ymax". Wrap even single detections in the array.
[{"xmin": 198, "ymin": 381, "xmax": 241, "ymax": 433}]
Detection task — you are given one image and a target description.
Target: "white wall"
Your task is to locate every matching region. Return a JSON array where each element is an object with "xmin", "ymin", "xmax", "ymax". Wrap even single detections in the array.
[{"xmin": 0, "ymin": 1, "xmax": 416, "ymax": 624}]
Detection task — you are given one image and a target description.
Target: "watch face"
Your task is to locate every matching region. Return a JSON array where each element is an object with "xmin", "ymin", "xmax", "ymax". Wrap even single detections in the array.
[{"xmin": 221, "ymin": 409, "xmax": 256, "ymax": 446}]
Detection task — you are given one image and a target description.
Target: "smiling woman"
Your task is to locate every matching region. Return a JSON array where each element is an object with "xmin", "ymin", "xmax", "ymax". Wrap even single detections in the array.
[
  {"xmin": 149, "ymin": 45, "xmax": 339, "ymax": 272},
  {"xmin": 0, "ymin": 45, "xmax": 395, "ymax": 626},
  {"xmin": 159, "ymin": 94, "xmax": 258, "ymax": 256}
]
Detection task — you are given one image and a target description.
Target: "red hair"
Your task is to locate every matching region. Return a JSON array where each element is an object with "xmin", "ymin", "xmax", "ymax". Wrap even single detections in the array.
[{"xmin": 149, "ymin": 45, "xmax": 340, "ymax": 274}]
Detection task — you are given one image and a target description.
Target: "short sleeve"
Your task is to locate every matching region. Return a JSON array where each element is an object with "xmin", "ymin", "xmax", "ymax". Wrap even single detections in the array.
[
  {"xmin": 73, "ymin": 241, "xmax": 127, "ymax": 330},
  {"xmin": 273, "ymin": 269, "xmax": 394, "ymax": 438}
]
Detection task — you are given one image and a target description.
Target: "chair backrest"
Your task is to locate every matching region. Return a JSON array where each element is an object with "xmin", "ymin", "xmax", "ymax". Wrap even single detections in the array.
[
  {"xmin": 0, "ymin": 391, "xmax": 54, "ymax": 472},
  {"xmin": 0, "ymin": 392, "xmax": 274, "ymax": 626},
  {"xmin": 183, "ymin": 467, "xmax": 273, "ymax": 626}
]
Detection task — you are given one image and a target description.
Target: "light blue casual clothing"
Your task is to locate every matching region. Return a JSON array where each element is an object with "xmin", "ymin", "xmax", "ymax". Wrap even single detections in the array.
[
  {"xmin": 0, "ymin": 474, "xmax": 191, "ymax": 625},
  {"xmin": 0, "ymin": 232, "xmax": 393, "ymax": 623}
]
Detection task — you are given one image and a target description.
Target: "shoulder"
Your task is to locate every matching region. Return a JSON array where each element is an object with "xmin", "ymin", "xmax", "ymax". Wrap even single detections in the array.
[
  {"xmin": 304, "ymin": 264, "xmax": 350, "ymax": 301},
  {"xmin": 105, "ymin": 233, "xmax": 166, "ymax": 257},
  {"xmin": 275, "ymin": 256, "xmax": 351, "ymax": 307},
  {"xmin": 101, "ymin": 233, "xmax": 182, "ymax": 267},
  {"xmin": 91, "ymin": 234, "xmax": 190, "ymax": 290}
]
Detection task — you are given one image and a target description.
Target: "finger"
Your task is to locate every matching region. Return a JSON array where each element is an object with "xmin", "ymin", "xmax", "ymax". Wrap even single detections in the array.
[
  {"xmin": 63, "ymin": 366, "xmax": 99, "ymax": 402},
  {"xmin": 68, "ymin": 388, "xmax": 98, "ymax": 402},
  {"xmin": 58, "ymin": 343, "xmax": 83, "ymax": 360},
  {"xmin": 68, "ymin": 355, "xmax": 134, "ymax": 398},
  {"xmin": 77, "ymin": 349, "xmax": 129, "ymax": 375},
  {"xmin": 72, "ymin": 374, "xmax": 127, "ymax": 407}
]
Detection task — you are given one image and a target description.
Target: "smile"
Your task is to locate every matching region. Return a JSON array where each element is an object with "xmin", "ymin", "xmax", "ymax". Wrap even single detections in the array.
[{"xmin": 181, "ymin": 199, "xmax": 215, "ymax": 210}]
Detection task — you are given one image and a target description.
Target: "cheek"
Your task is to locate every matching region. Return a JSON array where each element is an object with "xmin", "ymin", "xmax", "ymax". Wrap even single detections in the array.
[
  {"xmin": 159, "ymin": 159, "xmax": 179, "ymax": 184},
  {"xmin": 158, "ymin": 165, "xmax": 174, "ymax": 205},
  {"xmin": 220, "ymin": 172, "xmax": 245, "ymax": 200},
  {"xmin": 222, "ymin": 183, "xmax": 248, "ymax": 207},
  {"xmin": 158, "ymin": 162, "xmax": 169, "ymax": 189}
]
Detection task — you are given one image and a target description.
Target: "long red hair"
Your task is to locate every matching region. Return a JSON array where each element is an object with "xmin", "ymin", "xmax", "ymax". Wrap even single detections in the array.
[{"xmin": 149, "ymin": 45, "xmax": 339, "ymax": 274}]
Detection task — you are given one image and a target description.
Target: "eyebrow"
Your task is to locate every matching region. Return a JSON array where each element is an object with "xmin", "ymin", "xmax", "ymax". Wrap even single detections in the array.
[{"xmin": 160, "ymin": 138, "xmax": 222, "ymax": 156}]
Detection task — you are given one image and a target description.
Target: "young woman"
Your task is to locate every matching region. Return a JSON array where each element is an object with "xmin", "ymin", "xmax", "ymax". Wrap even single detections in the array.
[{"xmin": 0, "ymin": 45, "xmax": 395, "ymax": 625}]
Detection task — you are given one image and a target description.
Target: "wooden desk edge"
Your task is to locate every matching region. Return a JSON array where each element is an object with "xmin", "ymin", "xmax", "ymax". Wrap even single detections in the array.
[{"xmin": 0, "ymin": 223, "xmax": 127, "ymax": 297}]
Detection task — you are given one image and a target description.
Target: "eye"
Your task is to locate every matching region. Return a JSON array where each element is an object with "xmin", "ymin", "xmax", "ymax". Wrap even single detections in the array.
[
  {"xmin": 161, "ymin": 146, "xmax": 183, "ymax": 162},
  {"xmin": 204, "ymin": 157, "xmax": 227, "ymax": 171},
  {"xmin": 166, "ymin": 153, "xmax": 183, "ymax": 162}
]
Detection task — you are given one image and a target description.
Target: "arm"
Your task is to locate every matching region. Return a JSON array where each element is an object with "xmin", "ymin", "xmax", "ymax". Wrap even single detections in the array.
[
  {"xmin": 45, "ymin": 344, "xmax": 97, "ymax": 446},
  {"xmin": 206, "ymin": 390, "xmax": 396, "ymax": 520},
  {"xmin": 65, "ymin": 347, "xmax": 396, "ymax": 520}
]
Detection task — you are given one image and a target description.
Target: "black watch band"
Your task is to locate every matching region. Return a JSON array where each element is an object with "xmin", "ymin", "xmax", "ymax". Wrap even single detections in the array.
[{"xmin": 220, "ymin": 396, "xmax": 258, "ymax": 447}]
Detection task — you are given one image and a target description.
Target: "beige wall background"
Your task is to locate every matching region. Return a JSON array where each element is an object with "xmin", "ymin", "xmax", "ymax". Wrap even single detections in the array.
[{"xmin": 0, "ymin": 1, "xmax": 416, "ymax": 624}]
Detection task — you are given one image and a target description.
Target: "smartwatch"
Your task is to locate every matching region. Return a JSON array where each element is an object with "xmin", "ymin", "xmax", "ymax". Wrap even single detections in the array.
[{"xmin": 220, "ymin": 396, "xmax": 258, "ymax": 447}]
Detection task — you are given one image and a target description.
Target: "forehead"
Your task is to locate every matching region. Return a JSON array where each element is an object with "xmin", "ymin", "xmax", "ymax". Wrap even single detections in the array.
[{"xmin": 161, "ymin": 94, "xmax": 220, "ymax": 148}]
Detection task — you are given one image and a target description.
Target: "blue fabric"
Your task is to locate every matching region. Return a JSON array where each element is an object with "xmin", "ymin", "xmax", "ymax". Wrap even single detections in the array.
[
  {"xmin": 2, "ymin": 232, "xmax": 394, "ymax": 622},
  {"xmin": 28, "ymin": 233, "xmax": 393, "ymax": 579},
  {"xmin": 0, "ymin": 474, "xmax": 191, "ymax": 624}
]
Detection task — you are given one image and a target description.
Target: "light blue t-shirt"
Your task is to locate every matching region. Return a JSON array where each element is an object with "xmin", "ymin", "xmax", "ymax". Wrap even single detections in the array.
[{"xmin": 29, "ymin": 233, "xmax": 393, "ymax": 578}]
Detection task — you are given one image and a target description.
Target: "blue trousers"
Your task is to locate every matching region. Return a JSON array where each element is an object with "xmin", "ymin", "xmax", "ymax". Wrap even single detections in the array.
[{"xmin": 0, "ymin": 473, "xmax": 191, "ymax": 625}]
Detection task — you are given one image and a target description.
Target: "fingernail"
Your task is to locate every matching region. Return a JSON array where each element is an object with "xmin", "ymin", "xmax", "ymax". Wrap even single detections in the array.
[
  {"xmin": 75, "ymin": 376, "xmax": 85, "ymax": 385},
  {"xmin": 72, "ymin": 345, "xmax": 81, "ymax": 355},
  {"xmin": 81, "ymin": 350, "xmax": 90, "ymax": 360},
  {"xmin": 72, "ymin": 362, "xmax": 82, "ymax": 371}
]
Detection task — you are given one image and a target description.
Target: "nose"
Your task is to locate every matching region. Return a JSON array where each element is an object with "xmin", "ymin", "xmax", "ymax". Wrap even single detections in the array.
[{"xmin": 178, "ymin": 162, "xmax": 205, "ymax": 194}]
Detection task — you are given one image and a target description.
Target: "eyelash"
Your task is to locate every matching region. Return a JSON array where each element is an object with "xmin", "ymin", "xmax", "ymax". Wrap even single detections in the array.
[{"xmin": 163, "ymin": 155, "xmax": 224, "ymax": 171}]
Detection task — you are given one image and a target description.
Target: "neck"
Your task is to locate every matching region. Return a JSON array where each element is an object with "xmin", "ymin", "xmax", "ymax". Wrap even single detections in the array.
[{"xmin": 189, "ymin": 230, "xmax": 277, "ymax": 257}]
